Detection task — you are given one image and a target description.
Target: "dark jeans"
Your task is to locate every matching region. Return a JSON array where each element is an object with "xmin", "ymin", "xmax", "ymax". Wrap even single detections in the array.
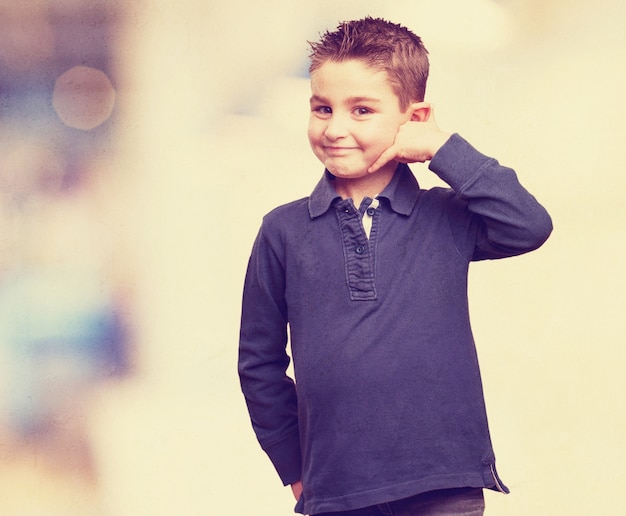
[{"xmin": 312, "ymin": 488, "xmax": 485, "ymax": 516}]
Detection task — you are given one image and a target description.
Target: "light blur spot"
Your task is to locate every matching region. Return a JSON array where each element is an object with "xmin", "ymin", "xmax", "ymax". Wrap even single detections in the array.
[
  {"xmin": 386, "ymin": 0, "xmax": 514, "ymax": 52},
  {"xmin": 52, "ymin": 66, "xmax": 116, "ymax": 130}
]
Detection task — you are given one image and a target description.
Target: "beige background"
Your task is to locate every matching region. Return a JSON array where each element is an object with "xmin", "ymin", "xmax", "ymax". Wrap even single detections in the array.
[{"xmin": 2, "ymin": 0, "xmax": 625, "ymax": 514}]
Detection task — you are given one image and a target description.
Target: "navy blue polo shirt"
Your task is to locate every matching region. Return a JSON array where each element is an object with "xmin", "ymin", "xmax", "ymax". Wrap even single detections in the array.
[{"xmin": 239, "ymin": 134, "xmax": 552, "ymax": 514}]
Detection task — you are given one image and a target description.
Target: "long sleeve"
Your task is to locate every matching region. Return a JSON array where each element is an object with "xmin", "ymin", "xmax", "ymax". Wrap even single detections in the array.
[
  {"xmin": 429, "ymin": 134, "xmax": 553, "ymax": 260},
  {"xmin": 238, "ymin": 222, "xmax": 302, "ymax": 485}
]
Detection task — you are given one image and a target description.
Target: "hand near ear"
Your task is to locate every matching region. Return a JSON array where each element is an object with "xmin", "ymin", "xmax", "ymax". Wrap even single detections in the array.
[{"xmin": 368, "ymin": 103, "xmax": 451, "ymax": 174}]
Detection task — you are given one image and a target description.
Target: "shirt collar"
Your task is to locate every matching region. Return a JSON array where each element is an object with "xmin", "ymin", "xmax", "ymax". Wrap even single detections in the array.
[
  {"xmin": 308, "ymin": 170, "xmax": 341, "ymax": 218},
  {"xmin": 307, "ymin": 164, "xmax": 420, "ymax": 219}
]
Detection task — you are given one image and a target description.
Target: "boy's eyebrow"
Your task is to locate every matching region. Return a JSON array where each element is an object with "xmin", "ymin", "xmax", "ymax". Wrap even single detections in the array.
[
  {"xmin": 309, "ymin": 95, "xmax": 326, "ymax": 105},
  {"xmin": 347, "ymin": 96, "xmax": 382, "ymax": 104},
  {"xmin": 309, "ymin": 95, "xmax": 382, "ymax": 105}
]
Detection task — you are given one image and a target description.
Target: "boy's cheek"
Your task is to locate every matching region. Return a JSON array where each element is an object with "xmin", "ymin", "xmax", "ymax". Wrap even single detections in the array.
[{"xmin": 307, "ymin": 123, "xmax": 322, "ymax": 145}]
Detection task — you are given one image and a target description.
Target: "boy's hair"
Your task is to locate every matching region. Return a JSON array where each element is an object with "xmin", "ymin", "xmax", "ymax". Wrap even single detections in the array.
[{"xmin": 308, "ymin": 17, "xmax": 429, "ymax": 110}]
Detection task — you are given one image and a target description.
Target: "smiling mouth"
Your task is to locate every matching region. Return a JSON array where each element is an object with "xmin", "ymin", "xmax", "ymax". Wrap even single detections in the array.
[{"xmin": 324, "ymin": 146, "xmax": 359, "ymax": 155}]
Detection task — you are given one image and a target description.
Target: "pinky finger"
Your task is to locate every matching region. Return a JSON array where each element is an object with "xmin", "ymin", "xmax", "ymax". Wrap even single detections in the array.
[{"xmin": 368, "ymin": 149, "xmax": 394, "ymax": 173}]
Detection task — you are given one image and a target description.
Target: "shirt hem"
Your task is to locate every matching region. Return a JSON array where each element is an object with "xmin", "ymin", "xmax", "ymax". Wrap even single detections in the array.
[{"xmin": 300, "ymin": 471, "xmax": 499, "ymax": 514}]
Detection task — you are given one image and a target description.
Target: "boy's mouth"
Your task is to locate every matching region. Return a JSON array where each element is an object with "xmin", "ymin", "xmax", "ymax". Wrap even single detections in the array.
[{"xmin": 324, "ymin": 146, "xmax": 359, "ymax": 155}]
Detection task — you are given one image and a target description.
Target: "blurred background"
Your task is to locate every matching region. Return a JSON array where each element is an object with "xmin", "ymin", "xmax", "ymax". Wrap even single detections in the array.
[{"xmin": 0, "ymin": 0, "xmax": 624, "ymax": 514}]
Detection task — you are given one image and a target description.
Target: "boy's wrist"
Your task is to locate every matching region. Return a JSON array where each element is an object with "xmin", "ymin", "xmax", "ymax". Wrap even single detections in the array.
[
  {"xmin": 429, "ymin": 131, "xmax": 452, "ymax": 159},
  {"xmin": 290, "ymin": 480, "xmax": 303, "ymax": 500}
]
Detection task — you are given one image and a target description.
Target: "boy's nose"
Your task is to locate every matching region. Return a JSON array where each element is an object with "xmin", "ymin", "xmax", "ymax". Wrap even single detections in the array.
[{"xmin": 324, "ymin": 115, "xmax": 349, "ymax": 140}]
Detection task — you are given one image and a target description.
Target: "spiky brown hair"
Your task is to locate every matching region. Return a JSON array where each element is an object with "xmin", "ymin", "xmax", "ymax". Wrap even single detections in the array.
[{"xmin": 308, "ymin": 17, "xmax": 430, "ymax": 109}]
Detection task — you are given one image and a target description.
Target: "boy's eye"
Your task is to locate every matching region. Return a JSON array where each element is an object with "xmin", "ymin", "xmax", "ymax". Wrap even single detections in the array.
[
  {"xmin": 354, "ymin": 107, "xmax": 372, "ymax": 116},
  {"xmin": 313, "ymin": 106, "xmax": 332, "ymax": 115}
]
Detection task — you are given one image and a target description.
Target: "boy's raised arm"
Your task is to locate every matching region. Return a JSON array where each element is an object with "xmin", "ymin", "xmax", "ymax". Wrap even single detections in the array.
[
  {"xmin": 369, "ymin": 105, "xmax": 551, "ymax": 259},
  {"xmin": 429, "ymin": 134, "xmax": 553, "ymax": 260}
]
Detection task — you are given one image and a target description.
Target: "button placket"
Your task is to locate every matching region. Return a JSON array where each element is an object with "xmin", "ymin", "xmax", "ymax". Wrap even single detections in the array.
[
  {"xmin": 335, "ymin": 199, "xmax": 377, "ymax": 301},
  {"xmin": 362, "ymin": 197, "xmax": 380, "ymax": 239}
]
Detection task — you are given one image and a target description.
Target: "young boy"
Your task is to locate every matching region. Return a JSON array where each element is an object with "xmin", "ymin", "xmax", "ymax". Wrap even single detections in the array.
[{"xmin": 238, "ymin": 17, "xmax": 552, "ymax": 516}]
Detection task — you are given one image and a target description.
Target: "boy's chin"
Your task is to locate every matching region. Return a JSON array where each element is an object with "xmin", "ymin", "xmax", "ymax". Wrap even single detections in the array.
[
  {"xmin": 324, "ymin": 162, "xmax": 371, "ymax": 180},
  {"xmin": 326, "ymin": 168, "xmax": 370, "ymax": 180}
]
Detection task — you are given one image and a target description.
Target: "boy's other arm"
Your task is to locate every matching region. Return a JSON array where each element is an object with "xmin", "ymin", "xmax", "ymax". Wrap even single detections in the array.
[
  {"xmin": 238, "ymin": 224, "xmax": 302, "ymax": 486},
  {"xmin": 291, "ymin": 480, "xmax": 303, "ymax": 500}
]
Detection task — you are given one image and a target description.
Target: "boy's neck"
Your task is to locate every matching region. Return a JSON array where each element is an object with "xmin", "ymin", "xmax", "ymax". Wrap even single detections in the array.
[{"xmin": 333, "ymin": 164, "xmax": 397, "ymax": 207}]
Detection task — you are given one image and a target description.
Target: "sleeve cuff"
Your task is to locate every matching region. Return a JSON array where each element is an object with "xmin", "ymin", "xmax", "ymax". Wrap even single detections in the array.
[
  {"xmin": 263, "ymin": 430, "xmax": 302, "ymax": 485},
  {"xmin": 429, "ymin": 133, "xmax": 492, "ymax": 191}
]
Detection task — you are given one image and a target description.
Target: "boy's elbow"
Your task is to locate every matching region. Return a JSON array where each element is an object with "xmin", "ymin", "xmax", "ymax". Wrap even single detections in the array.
[
  {"xmin": 486, "ymin": 209, "xmax": 553, "ymax": 258},
  {"xmin": 516, "ymin": 208, "xmax": 553, "ymax": 253},
  {"xmin": 530, "ymin": 208, "xmax": 553, "ymax": 249}
]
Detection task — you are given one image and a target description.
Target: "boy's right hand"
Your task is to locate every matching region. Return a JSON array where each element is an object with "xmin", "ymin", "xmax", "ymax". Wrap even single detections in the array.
[
  {"xmin": 368, "ymin": 103, "xmax": 451, "ymax": 173},
  {"xmin": 291, "ymin": 480, "xmax": 303, "ymax": 500}
]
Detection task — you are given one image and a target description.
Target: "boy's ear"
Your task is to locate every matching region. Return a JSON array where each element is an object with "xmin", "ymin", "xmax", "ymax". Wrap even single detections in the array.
[{"xmin": 408, "ymin": 102, "xmax": 431, "ymax": 122}]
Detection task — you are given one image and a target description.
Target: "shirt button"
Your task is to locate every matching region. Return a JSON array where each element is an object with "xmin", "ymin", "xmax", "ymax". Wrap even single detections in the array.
[
  {"xmin": 366, "ymin": 208, "xmax": 375, "ymax": 216},
  {"xmin": 355, "ymin": 245, "xmax": 365, "ymax": 254}
]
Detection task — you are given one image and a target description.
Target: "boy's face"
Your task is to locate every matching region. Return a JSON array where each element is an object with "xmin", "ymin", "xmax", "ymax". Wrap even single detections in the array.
[{"xmin": 308, "ymin": 59, "xmax": 410, "ymax": 180}]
